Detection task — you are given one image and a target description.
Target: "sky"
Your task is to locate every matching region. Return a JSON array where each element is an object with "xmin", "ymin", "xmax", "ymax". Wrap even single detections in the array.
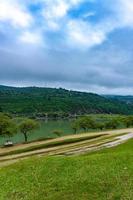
[{"xmin": 0, "ymin": 0, "xmax": 133, "ymax": 94}]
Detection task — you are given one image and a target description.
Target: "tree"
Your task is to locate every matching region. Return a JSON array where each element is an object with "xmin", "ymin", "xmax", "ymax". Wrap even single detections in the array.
[
  {"xmin": 71, "ymin": 121, "xmax": 79, "ymax": 134},
  {"xmin": 0, "ymin": 106, "xmax": 2, "ymax": 112},
  {"xmin": 72, "ymin": 116, "xmax": 96, "ymax": 132},
  {"xmin": 105, "ymin": 119, "xmax": 119, "ymax": 130},
  {"xmin": 0, "ymin": 113, "xmax": 17, "ymax": 138},
  {"xmin": 78, "ymin": 116, "xmax": 96, "ymax": 131},
  {"xmin": 122, "ymin": 116, "xmax": 133, "ymax": 128},
  {"xmin": 19, "ymin": 119, "xmax": 39, "ymax": 142},
  {"xmin": 96, "ymin": 122, "xmax": 105, "ymax": 130},
  {"xmin": 78, "ymin": 117, "xmax": 88, "ymax": 131}
]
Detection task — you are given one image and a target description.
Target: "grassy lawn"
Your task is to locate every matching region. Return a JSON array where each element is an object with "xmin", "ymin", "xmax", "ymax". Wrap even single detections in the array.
[{"xmin": 0, "ymin": 139, "xmax": 132, "ymax": 200}]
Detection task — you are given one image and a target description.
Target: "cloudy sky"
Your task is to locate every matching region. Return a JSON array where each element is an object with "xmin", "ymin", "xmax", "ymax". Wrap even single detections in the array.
[{"xmin": 0, "ymin": 0, "xmax": 133, "ymax": 94}]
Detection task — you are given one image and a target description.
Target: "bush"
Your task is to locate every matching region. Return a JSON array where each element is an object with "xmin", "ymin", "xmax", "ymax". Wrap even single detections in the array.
[{"xmin": 52, "ymin": 130, "xmax": 63, "ymax": 137}]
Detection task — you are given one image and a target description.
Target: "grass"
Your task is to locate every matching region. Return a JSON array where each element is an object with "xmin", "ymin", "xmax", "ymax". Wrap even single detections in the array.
[{"xmin": 0, "ymin": 138, "xmax": 132, "ymax": 200}]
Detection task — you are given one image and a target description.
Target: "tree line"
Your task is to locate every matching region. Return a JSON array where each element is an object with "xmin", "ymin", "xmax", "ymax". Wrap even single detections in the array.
[
  {"xmin": 71, "ymin": 115, "xmax": 133, "ymax": 133},
  {"xmin": 1, "ymin": 113, "xmax": 133, "ymax": 145}
]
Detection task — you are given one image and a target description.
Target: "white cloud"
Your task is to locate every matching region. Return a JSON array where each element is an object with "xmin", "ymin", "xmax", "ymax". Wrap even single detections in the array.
[
  {"xmin": 44, "ymin": 1, "xmax": 68, "ymax": 19},
  {"xmin": 115, "ymin": 0, "xmax": 133, "ymax": 27},
  {"xmin": 0, "ymin": 0, "xmax": 42, "ymax": 46},
  {"xmin": 82, "ymin": 12, "xmax": 96, "ymax": 19},
  {"xmin": 66, "ymin": 20, "xmax": 106, "ymax": 48},
  {"xmin": 19, "ymin": 31, "xmax": 42, "ymax": 45},
  {"xmin": 41, "ymin": 0, "xmax": 85, "ymax": 30},
  {"xmin": 0, "ymin": 0, "xmax": 32, "ymax": 28},
  {"xmin": 0, "ymin": 0, "xmax": 133, "ymax": 49},
  {"xmin": 1, "ymin": 0, "xmax": 133, "ymax": 94},
  {"xmin": 64, "ymin": 0, "xmax": 133, "ymax": 49}
]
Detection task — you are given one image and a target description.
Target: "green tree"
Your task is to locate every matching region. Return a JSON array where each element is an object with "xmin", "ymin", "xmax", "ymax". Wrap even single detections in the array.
[
  {"xmin": 96, "ymin": 122, "xmax": 105, "ymax": 130},
  {"xmin": 19, "ymin": 119, "xmax": 39, "ymax": 142},
  {"xmin": 105, "ymin": 119, "xmax": 119, "ymax": 130},
  {"xmin": 122, "ymin": 116, "xmax": 133, "ymax": 128},
  {"xmin": 0, "ymin": 106, "xmax": 2, "ymax": 112},
  {"xmin": 0, "ymin": 113, "xmax": 17, "ymax": 138},
  {"xmin": 71, "ymin": 121, "xmax": 80, "ymax": 134},
  {"xmin": 74, "ymin": 116, "xmax": 96, "ymax": 132}
]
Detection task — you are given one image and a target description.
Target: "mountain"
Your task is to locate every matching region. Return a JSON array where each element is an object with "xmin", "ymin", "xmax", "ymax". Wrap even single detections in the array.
[
  {"xmin": 104, "ymin": 95, "xmax": 133, "ymax": 105},
  {"xmin": 0, "ymin": 85, "xmax": 133, "ymax": 116}
]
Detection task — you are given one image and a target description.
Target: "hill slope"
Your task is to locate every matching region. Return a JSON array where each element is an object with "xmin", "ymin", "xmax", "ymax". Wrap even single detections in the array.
[{"xmin": 0, "ymin": 85, "xmax": 133, "ymax": 115}]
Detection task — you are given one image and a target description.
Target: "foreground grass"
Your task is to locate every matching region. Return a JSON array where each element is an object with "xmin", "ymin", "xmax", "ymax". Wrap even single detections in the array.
[{"xmin": 0, "ymin": 139, "xmax": 133, "ymax": 200}]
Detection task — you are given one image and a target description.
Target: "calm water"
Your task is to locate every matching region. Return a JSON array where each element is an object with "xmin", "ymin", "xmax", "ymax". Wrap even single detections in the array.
[{"xmin": 0, "ymin": 119, "xmax": 76, "ymax": 145}]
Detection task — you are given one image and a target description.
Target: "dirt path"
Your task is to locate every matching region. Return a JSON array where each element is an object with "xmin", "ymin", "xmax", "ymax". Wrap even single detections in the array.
[
  {"xmin": 103, "ymin": 132, "xmax": 133, "ymax": 148},
  {"xmin": 0, "ymin": 128, "xmax": 133, "ymax": 167},
  {"xmin": 60, "ymin": 132, "xmax": 133, "ymax": 156},
  {"xmin": 0, "ymin": 128, "xmax": 132, "ymax": 155}
]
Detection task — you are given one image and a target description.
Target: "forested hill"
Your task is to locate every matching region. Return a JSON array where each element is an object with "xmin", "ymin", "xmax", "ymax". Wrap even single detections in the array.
[{"xmin": 0, "ymin": 85, "xmax": 133, "ymax": 116}]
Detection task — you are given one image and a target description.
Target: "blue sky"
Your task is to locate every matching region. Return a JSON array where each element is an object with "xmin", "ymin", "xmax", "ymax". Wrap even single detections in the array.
[{"xmin": 0, "ymin": 0, "xmax": 133, "ymax": 94}]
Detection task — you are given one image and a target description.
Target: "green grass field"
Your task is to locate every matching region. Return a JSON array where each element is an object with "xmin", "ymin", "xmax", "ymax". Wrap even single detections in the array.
[{"xmin": 0, "ymin": 138, "xmax": 132, "ymax": 200}]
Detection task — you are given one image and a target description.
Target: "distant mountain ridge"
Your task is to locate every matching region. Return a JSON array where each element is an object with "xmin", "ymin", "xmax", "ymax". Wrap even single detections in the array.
[
  {"xmin": 104, "ymin": 95, "xmax": 133, "ymax": 105},
  {"xmin": 0, "ymin": 85, "xmax": 133, "ymax": 115}
]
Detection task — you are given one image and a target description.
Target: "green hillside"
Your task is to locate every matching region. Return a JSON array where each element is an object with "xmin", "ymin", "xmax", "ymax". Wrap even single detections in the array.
[{"xmin": 0, "ymin": 85, "xmax": 133, "ymax": 115}]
